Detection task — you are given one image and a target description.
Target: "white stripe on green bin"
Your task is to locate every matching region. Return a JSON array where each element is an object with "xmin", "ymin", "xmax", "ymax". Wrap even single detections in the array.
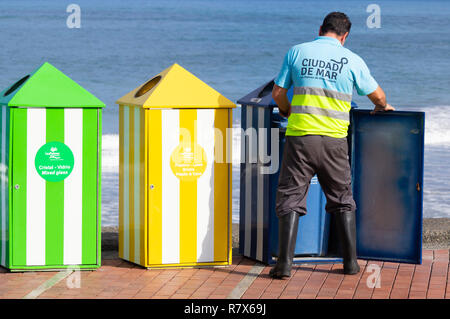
[
  {"xmin": 0, "ymin": 105, "xmax": 10, "ymax": 267},
  {"xmin": 10, "ymin": 107, "xmax": 100, "ymax": 268},
  {"xmin": 64, "ymin": 109, "xmax": 83, "ymax": 265},
  {"xmin": 26, "ymin": 108, "xmax": 46, "ymax": 265}
]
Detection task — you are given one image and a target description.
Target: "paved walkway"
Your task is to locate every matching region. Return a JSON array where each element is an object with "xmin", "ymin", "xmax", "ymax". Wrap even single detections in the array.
[{"xmin": 0, "ymin": 249, "xmax": 448, "ymax": 299}]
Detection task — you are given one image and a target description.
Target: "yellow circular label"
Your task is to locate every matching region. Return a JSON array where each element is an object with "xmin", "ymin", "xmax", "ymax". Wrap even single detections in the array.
[{"xmin": 170, "ymin": 143, "xmax": 207, "ymax": 181}]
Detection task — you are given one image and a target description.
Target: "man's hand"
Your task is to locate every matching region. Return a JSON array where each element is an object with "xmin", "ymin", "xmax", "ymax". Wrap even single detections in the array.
[
  {"xmin": 279, "ymin": 106, "xmax": 291, "ymax": 118},
  {"xmin": 367, "ymin": 86, "xmax": 395, "ymax": 114},
  {"xmin": 371, "ymin": 103, "xmax": 395, "ymax": 114}
]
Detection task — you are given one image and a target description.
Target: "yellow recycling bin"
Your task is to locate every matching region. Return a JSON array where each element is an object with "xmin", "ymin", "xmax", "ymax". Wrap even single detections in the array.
[{"xmin": 116, "ymin": 63, "xmax": 235, "ymax": 268}]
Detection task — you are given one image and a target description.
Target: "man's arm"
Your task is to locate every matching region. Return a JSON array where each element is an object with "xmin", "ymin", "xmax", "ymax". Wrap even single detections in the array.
[
  {"xmin": 367, "ymin": 86, "xmax": 395, "ymax": 113},
  {"xmin": 272, "ymin": 84, "xmax": 291, "ymax": 118}
]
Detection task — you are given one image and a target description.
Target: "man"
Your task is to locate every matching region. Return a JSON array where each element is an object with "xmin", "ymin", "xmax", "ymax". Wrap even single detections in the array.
[{"xmin": 270, "ymin": 12, "xmax": 394, "ymax": 279}]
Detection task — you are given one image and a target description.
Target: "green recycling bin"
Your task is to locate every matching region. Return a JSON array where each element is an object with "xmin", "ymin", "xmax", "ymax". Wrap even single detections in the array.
[{"xmin": 0, "ymin": 62, "xmax": 104, "ymax": 271}]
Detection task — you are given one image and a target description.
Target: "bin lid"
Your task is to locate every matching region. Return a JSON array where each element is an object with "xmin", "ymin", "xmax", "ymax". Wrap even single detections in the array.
[
  {"xmin": 116, "ymin": 63, "xmax": 235, "ymax": 109},
  {"xmin": 237, "ymin": 79, "xmax": 290, "ymax": 108},
  {"xmin": 237, "ymin": 79, "xmax": 358, "ymax": 108},
  {"xmin": 0, "ymin": 62, "xmax": 105, "ymax": 108}
]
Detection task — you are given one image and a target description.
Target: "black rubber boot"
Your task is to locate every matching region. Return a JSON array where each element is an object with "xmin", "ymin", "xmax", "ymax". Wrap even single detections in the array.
[
  {"xmin": 269, "ymin": 211, "xmax": 299, "ymax": 279},
  {"xmin": 335, "ymin": 211, "xmax": 360, "ymax": 275}
]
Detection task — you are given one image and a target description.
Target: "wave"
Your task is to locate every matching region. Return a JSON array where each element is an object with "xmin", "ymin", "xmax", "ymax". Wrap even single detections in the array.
[
  {"xmin": 417, "ymin": 105, "xmax": 450, "ymax": 147},
  {"xmin": 102, "ymin": 134, "xmax": 120, "ymax": 173}
]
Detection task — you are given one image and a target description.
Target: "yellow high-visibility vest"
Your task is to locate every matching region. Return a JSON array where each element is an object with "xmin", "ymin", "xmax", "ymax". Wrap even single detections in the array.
[{"xmin": 287, "ymin": 86, "xmax": 351, "ymax": 138}]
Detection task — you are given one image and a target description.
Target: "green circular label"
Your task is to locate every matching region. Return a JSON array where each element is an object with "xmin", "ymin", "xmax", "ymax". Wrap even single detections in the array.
[{"xmin": 35, "ymin": 142, "xmax": 74, "ymax": 182}]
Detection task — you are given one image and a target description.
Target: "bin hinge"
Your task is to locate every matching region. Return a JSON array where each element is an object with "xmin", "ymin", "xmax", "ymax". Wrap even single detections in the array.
[
  {"xmin": 416, "ymin": 182, "xmax": 420, "ymax": 192},
  {"xmin": 14, "ymin": 184, "xmax": 20, "ymax": 190}
]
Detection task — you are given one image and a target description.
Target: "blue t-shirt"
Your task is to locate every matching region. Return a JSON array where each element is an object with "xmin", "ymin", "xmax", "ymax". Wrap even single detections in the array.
[{"xmin": 275, "ymin": 36, "xmax": 378, "ymax": 96}]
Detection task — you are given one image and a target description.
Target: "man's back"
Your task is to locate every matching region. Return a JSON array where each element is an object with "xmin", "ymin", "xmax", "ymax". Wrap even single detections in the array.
[{"xmin": 275, "ymin": 36, "xmax": 378, "ymax": 138}]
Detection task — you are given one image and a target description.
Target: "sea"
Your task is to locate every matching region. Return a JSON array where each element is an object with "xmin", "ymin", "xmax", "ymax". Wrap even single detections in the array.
[{"xmin": 1, "ymin": 0, "xmax": 449, "ymax": 225}]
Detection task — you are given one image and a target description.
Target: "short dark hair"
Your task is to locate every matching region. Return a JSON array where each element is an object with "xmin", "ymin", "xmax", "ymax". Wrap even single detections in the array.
[{"xmin": 321, "ymin": 12, "xmax": 351, "ymax": 36}]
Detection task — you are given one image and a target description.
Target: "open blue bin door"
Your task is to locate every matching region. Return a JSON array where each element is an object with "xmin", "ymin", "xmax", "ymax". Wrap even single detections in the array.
[{"xmin": 351, "ymin": 110, "xmax": 425, "ymax": 264}]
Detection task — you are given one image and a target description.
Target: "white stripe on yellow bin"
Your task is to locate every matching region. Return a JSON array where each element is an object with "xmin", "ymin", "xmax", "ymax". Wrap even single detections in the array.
[
  {"xmin": 128, "ymin": 106, "xmax": 135, "ymax": 262},
  {"xmin": 26, "ymin": 108, "xmax": 46, "ymax": 266},
  {"xmin": 196, "ymin": 109, "xmax": 215, "ymax": 262},
  {"xmin": 118, "ymin": 106, "xmax": 124, "ymax": 259},
  {"xmin": 63, "ymin": 108, "xmax": 83, "ymax": 265},
  {"xmin": 161, "ymin": 109, "xmax": 180, "ymax": 264},
  {"xmin": 133, "ymin": 106, "xmax": 141, "ymax": 265},
  {"xmin": 122, "ymin": 106, "xmax": 130, "ymax": 261}
]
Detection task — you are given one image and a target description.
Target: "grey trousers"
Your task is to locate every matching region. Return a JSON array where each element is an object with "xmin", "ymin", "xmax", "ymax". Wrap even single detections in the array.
[{"xmin": 275, "ymin": 135, "xmax": 356, "ymax": 217}]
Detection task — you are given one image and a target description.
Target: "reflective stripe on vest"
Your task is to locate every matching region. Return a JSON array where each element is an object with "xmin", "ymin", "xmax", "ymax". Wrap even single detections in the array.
[
  {"xmin": 291, "ymin": 105, "xmax": 349, "ymax": 121},
  {"xmin": 293, "ymin": 87, "xmax": 352, "ymax": 103}
]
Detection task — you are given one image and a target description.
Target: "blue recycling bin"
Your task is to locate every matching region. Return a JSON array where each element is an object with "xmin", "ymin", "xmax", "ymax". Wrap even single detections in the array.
[
  {"xmin": 237, "ymin": 80, "xmax": 424, "ymax": 265},
  {"xmin": 238, "ymin": 80, "xmax": 333, "ymax": 264}
]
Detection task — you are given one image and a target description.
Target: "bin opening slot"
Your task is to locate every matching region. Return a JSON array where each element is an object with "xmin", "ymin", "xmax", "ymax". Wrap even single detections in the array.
[
  {"xmin": 4, "ymin": 75, "xmax": 30, "ymax": 97},
  {"xmin": 257, "ymin": 80, "xmax": 274, "ymax": 98},
  {"xmin": 135, "ymin": 75, "xmax": 161, "ymax": 98}
]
